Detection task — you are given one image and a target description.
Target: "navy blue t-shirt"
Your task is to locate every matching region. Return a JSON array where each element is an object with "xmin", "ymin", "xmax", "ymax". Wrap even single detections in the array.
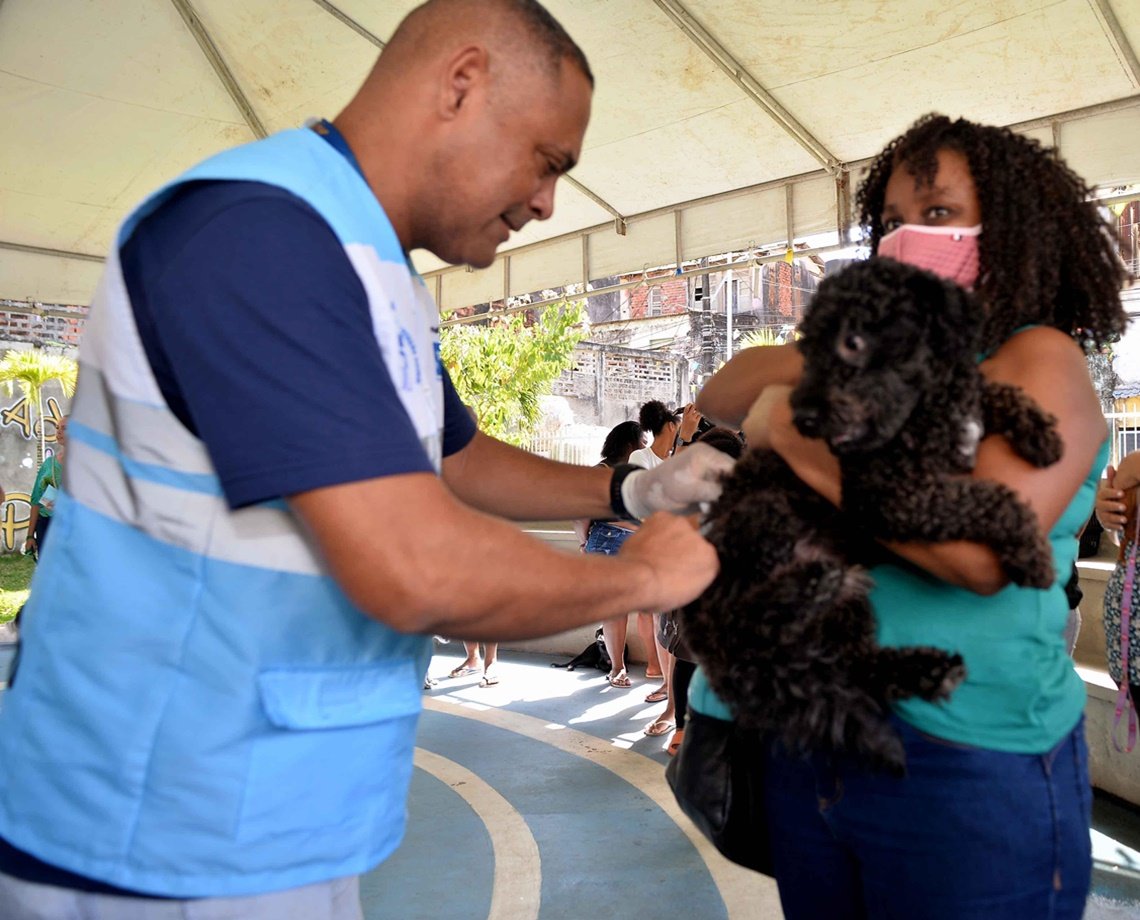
[{"xmin": 120, "ymin": 179, "xmax": 476, "ymax": 508}]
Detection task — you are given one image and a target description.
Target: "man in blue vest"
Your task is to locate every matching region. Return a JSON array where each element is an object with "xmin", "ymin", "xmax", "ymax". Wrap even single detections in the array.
[{"xmin": 0, "ymin": 1, "xmax": 731, "ymax": 917}]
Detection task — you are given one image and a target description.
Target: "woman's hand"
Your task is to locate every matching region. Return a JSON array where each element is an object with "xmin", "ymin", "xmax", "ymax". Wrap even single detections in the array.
[
  {"xmin": 23, "ymin": 536, "xmax": 36, "ymax": 556},
  {"xmin": 678, "ymin": 404, "xmax": 702, "ymax": 443},
  {"xmin": 1095, "ymin": 465, "xmax": 1124, "ymax": 533}
]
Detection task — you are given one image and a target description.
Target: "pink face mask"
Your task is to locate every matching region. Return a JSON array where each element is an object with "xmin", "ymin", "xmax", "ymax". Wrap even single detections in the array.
[{"xmin": 877, "ymin": 224, "xmax": 982, "ymax": 290}]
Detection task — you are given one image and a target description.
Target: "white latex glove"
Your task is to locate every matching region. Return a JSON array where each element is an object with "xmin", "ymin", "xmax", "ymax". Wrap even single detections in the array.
[{"xmin": 621, "ymin": 443, "xmax": 736, "ymax": 520}]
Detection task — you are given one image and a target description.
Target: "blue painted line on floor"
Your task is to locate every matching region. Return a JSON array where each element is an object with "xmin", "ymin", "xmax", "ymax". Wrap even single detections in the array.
[
  {"xmin": 360, "ymin": 768, "xmax": 494, "ymax": 920},
  {"xmin": 377, "ymin": 706, "xmax": 728, "ymax": 920}
]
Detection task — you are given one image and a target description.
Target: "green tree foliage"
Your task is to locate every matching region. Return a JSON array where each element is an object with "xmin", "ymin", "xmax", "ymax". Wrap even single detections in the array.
[
  {"xmin": 441, "ymin": 301, "xmax": 586, "ymax": 446},
  {"xmin": 0, "ymin": 350, "xmax": 77, "ymax": 462}
]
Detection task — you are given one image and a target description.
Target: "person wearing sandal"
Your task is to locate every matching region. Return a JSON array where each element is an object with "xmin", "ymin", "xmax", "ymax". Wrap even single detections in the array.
[
  {"xmin": 576, "ymin": 422, "xmax": 646, "ymax": 690},
  {"xmin": 448, "ymin": 641, "xmax": 500, "ymax": 687}
]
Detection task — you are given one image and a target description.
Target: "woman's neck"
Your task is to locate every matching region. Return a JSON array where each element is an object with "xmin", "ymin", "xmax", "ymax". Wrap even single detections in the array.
[{"xmin": 651, "ymin": 437, "xmax": 671, "ymax": 460}]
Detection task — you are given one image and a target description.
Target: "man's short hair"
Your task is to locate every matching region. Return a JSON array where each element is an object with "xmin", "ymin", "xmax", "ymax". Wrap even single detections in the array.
[
  {"xmin": 507, "ymin": 0, "xmax": 594, "ymax": 86},
  {"xmin": 393, "ymin": 0, "xmax": 593, "ymax": 87}
]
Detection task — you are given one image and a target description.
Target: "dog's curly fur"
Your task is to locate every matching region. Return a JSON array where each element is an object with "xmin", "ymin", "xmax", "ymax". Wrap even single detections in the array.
[{"xmin": 682, "ymin": 259, "xmax": 1063, "ymax": 773}]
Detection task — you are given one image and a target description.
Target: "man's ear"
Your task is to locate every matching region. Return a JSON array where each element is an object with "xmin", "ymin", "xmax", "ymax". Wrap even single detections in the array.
[{"xmin": 438, "ymin": 44, "xmax": 489, "ymax": 120}]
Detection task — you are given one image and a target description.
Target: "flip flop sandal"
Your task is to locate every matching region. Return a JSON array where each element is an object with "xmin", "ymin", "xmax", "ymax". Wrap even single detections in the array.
[
  {"xmin": 607, "ymin": 669, "xmax": 632, "ymax": 688},
  {"xmin": 448, "ymin": 665, "xmax": 480, "ymax": 679},
  {"xmin": 479, "ymin": 673, "xmax": 500, "ymax": 687},
  {"xmin": 644, "ymin": 719, "xmax": 675, "ymax": 737},
  {"xmin": 645, "ymin": 687, "xmax": 669, "ymax": 703}
]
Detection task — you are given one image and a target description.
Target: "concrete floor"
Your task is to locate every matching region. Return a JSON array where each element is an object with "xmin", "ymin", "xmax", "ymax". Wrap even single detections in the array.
[
  {"xmin": 363, "ymin": 647, "xmax": 1140, "ymax": 920},
  {"xmin": 0, "ymin": 639, "xmax": 1138, "ymax": 918}
]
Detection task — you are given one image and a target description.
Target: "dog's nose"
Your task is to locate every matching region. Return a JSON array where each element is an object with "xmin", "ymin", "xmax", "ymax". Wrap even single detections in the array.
[{"xmin": 793, "ymin": 407, "xmax": 820, "ymax": 437}]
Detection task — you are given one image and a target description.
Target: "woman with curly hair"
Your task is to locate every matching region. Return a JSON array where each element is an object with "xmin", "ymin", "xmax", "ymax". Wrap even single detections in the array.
[{"xmin": 695, "ymin": 114, "xmax": 1127, "ymax": 918}]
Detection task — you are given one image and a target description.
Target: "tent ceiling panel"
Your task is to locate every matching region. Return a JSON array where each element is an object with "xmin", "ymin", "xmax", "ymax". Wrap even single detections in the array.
[
  {"xmin": 587, "ymin": 212, "xmax": 677, "ymax": 281},
  {"xmin": 681, "ymin": 186, "xmax": 790, "ymax": 262},
  {"xmin": 438, "ymin": 262, "xmax": 503, "ymax": 312},
  {"xmin": 1056, "ymin": 104, "xmax": 1140, "ymax": 187},
  {"xmin": 540, "ymin": 1, "xmax": 748, "ymax": 152},
  {"xmin": 194, "ymin": 0, "xmax": 376, "ymax": 133},
  {"xmin": 1, "ymin": 0, "xmax": 1138, "ymax": 307},
  {"xmin": 793, "ymin": 174, "xmax": 841, "ymax": 243},
  {"xmin": 508, "ymin": 237, "xmax": 585, "ymax": 298},
  {"xmin": 0, "ymin": 0, "xmax": 245, "ymax": 122},
  {"xmin": 570, "ymin": 98, "xmax": 822, "ymax": 216},
  {"xmin": 0, "ymin": 249, "xmax": 103, "ymax": 307},
  {"xmin": 768, "ymin": 1, "xmax": 1139, "ymax": 164}
]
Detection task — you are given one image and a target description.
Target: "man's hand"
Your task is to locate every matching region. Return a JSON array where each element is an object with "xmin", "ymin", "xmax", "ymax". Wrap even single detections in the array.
[
  {"xmin": 742, "ymin": 384, "xmax": 794, "ymax": 450},
  {"xmin": 618, "ymin": 513, "xmax": 719, "ymax": 612},
  {"xmin": 621, "ymin": 443, "xmax": 735, "ymax": 519}
]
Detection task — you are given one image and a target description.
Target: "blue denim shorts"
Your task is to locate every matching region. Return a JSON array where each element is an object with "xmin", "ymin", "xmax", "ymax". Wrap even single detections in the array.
[{"xmin": 584, "ymin": 522, "xmax": 634, "ymax": 556}]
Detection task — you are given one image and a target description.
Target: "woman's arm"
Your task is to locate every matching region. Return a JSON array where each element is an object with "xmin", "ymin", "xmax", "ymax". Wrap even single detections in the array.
[
  {"xmin": 695, "ymin": 344, "xmax": 803, "ymax": 428},
  {"xmin": 765, "ymin": 327, "xmax": 1104, "ymax": 594}
]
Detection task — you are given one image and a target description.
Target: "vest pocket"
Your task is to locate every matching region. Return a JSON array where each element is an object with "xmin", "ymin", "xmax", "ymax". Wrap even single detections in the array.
[
  {"xmin": 256, "ymin": 664, "xmax": 423, "ymax": 729},
  {"xmin": 239, "ymin": 663, "xmax": 423, "ymax": 850}
]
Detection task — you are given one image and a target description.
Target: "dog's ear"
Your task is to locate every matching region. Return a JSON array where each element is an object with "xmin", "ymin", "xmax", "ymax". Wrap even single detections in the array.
[{"xmin": 904, "ymin": 269, "xmax": 982, "ymax": 365}]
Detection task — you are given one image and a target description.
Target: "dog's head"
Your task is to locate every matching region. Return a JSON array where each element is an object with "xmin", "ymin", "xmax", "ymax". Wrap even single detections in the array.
[{"xmin": 790, "ymin": 258, "xmax": 982, "ymax": 454}]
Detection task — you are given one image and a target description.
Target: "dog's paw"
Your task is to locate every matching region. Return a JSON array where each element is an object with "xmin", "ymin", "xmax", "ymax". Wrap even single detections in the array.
[
  {"xmin": 924, "ymin": 654, "xmax": 967, "ymax": 700},
  {"xmin": 1018, "ymin": 422, "xmax": 1063, "ymax": 469},
  {"xmin": 1001, "ymin": 539, "xmax": 1055, "ymax": 589}
]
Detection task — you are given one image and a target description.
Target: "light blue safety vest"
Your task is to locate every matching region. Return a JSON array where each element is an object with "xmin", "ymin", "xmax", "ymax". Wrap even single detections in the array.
[{"xmin": 0, "ymin": 129, "xmax": 442, "ymax": 897}]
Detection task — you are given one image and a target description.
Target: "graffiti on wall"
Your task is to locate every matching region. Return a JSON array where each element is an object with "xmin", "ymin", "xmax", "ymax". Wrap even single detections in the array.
[
  {"xmin": 1, "ymin": 396, "xmax": 64, "ymax": 442},
  {"xmin": 0, "ymin": 396, "xmax": 66, "ymax": 552}
]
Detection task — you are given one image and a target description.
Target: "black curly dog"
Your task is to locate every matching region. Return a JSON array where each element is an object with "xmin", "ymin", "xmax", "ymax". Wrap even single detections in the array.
[{"xmin": 682, "ymin": 258, "xmax": 1063, "ymax": 773}]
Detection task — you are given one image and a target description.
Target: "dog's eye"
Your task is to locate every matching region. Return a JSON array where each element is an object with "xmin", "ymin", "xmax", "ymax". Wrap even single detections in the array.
[{"xmin": 837, "ymin": 333, "xmax": 866, "ymax": 364}]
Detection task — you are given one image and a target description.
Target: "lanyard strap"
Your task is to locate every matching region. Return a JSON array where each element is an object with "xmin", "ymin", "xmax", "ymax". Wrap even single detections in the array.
[
  {"xmin": 310, "ymin": 118, "xmax": 365, "ymax": 180},
  {"xmin": 1113, "ymin": 512, "xmax": 1139, "ymax": 754}
]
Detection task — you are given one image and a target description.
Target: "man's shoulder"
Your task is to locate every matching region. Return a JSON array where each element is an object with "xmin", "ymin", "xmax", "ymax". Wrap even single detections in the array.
[{"xmin": 146, "ymin": 180, "xmax": 321, "ymax": 237}]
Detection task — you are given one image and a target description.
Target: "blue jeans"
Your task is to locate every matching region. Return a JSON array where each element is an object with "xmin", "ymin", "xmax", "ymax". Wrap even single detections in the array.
[
  {"xmin": 584, "ymin": 522, "xmax": 634, "ymax": 556},
  {"xmin": 764, "ymin": 715, "xmax": 1091, "ymax": 920}
]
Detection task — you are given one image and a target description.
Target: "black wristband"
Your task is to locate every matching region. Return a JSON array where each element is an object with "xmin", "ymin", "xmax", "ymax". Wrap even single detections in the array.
[{"xmin": 609, "ymin": 463, "xmax": 642, "ymax": 522}]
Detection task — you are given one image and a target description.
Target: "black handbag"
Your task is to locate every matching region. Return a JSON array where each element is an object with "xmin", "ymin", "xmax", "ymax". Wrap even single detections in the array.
[{"xmin": 664, "ymin": 709, "xmax": 773, "ymax": 875}]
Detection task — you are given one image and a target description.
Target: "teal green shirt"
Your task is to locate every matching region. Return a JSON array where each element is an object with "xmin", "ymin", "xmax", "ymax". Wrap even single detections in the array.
[
  {"xmin": 29, "ymin": 456, "xmax": 63, "ymax": 518},
  {"xmin": 871, "ymin": 437, "xmax": 1106, "ymax": 753}
]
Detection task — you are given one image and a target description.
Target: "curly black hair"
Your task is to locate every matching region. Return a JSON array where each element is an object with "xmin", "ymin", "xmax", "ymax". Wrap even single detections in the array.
[
  {"xmin": 638, "ymin": 400, "xmax": 679, "ymax": 436},
  {"xmin": 600, "ymin": 421, "xmax": 643, "ymax": 466},
  {"xmin": 856, "ymin": 114, "xmax": 1127, "ymax": 352}
]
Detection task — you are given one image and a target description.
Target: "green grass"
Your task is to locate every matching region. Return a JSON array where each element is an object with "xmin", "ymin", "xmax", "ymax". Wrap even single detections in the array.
[{"xmin": 0, "ymin": 553, "xmax": 35, "ymax": 623}]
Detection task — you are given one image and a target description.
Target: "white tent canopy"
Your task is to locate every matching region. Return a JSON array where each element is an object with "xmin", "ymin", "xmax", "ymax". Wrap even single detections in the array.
[{"xmin": 1, "ymin": 0, "xmax": 1138, "ymax": 311}]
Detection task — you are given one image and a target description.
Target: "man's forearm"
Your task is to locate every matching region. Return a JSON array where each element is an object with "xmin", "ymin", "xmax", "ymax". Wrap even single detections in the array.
[
  {"xmin": 290, "ymin": 476, "xmax": 715, "ymax": 641},
  {"xmin": 442, "ymin": 432, "xmax": 615, "ymax": 521}
]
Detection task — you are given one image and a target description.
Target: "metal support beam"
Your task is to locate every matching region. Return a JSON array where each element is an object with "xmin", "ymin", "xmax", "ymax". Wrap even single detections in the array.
[
  {"xmin": 308, "ymin": 0, "xmax": 386, "ymax": 49},
  {"xmin": 785, "ymin": 185, "xmax": 795, "ymax": 253},
  {"xmin": 835, "ymin": 168, "xmax": 852, "ymax": 245},
  {"xmin": 651, "ymin": 0, "xmax": 840, "ymax": 173},
  {"xmin": 442, "ymin": 244, "xmax": 837, "ymax": 326},
  {"xmin": 0, "ymin": 240, "xmax": 104, "ymax": 264},
  {"xmin": 674, "ymin": 211, "xmax": 683, "ymax": 267},
  {"xmin": 564, "ymin": 176, "xmax": 627, "ymax": 235},
  {"xmin": 1090, "ymin": 0, "xmax": 1140, "ymax": 90},
  {"xmin": 170, "ymin": 0, "xmax": 268, "ymax": 139}
]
